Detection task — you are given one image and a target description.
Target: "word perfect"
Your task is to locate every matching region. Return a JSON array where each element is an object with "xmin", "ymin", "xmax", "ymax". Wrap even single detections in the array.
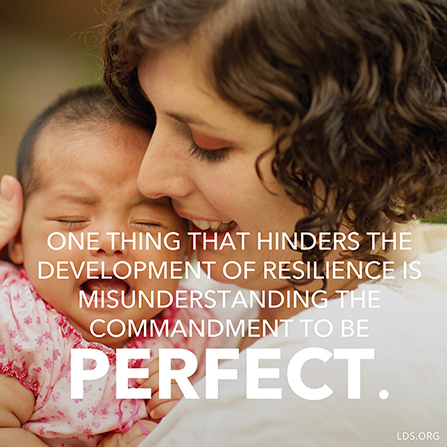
[{"xmin": 71, "ymin": 347, "xmax": 375, "ymax": 401}]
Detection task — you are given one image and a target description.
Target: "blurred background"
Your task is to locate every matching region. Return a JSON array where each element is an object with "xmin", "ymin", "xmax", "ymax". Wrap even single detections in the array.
[{"xmin": 0, "ymin": 0, "xmax": 114, "ymax": 178}]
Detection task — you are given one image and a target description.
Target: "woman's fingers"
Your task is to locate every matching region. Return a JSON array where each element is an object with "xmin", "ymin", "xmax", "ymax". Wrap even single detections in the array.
[
  {"xmin": 148, "ymin": 400, "xmax": 179, "ymax": 420},
  {"xmin": 146, "ymin": 384, "xmax": 183, "ymax": 418},
  {"xmin": 136, "ymin": 356, "xmax": 182, "ymax": 419},
  {"xmin": 136, "ymin": 357, "xmax": 159, "ymax": 386},
  {"xmin": 138, "ymin": 371, "xmax": 159, "ymax": 392}
]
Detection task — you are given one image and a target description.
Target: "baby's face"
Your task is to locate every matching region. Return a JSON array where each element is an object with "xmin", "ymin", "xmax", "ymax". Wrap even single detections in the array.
[{"xmin": 11, "ymin": 122, "xmax": 187, "ymax": 348}]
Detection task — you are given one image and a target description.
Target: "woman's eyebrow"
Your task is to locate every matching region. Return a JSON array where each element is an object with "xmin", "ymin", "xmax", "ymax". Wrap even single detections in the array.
[{"xmin": 166, "ymin": 111, "xmax": 216, "ymax": 129}]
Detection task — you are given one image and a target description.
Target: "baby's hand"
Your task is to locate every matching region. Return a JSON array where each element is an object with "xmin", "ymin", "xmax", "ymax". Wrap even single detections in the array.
[
  {"xmin": 137, "ymin": 357, "xmax": 183, "ymax": 420},
  {"xmin": 0, "ymin": 176, "xmax": 22, "ymax": 250},
  {"xmin": 97, "ymin": 421, "xmax": 157, "ymax": 447}
]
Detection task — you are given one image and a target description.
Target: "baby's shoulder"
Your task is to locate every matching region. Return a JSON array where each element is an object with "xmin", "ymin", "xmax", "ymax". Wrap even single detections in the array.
[
  {"xmin": 0, "ymin": 260, "xmax": 21, "ymax": 284},
  {"xmin": 0, "ymin": 262, "xmax": 46, "ymax": 324},
  {"xmin": 0, "ymin": 264, "xmax": 66, "ymax": 397}
]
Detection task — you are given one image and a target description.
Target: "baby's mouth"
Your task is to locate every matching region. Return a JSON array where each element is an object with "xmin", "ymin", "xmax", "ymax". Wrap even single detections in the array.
[
  {"xmin": 191, "ymin": 220, "xmax": 237, "ymax": 232},
  {"xmin": 81, "ymin": 277, "xmax": 129, "ymax": 296}
]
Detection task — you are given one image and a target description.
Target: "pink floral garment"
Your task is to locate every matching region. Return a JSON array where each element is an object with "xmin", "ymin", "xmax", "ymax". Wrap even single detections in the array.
[{"xmin": 0, "ymin": 261, "xmax": 216, "ymax": 446}]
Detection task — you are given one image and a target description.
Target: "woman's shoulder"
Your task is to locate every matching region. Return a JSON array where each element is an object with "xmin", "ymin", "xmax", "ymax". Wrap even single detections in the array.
[{"xmin": 376, "ymin": 225, "xmax": 447, "ymax": 308}]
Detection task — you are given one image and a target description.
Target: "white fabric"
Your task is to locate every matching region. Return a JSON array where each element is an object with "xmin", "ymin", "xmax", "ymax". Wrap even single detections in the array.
[{"xmin": 141, "ymin": 234, "xmax": 447, "ymax": 447}]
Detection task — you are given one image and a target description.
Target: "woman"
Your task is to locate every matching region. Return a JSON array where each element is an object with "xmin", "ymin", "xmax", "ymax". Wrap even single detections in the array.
[{"xmin": 103, "ymin": 0, "xmax": 447, "ymax": 445}]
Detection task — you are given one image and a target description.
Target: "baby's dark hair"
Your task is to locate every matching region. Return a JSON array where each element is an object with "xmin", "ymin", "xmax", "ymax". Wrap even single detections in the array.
[{"xmin": 17, "ymin": 84, "xmax": 153, "ymax": 200}]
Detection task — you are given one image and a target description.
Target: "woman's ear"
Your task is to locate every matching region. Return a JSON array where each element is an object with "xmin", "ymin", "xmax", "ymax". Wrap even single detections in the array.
[{"xmin": 8, "ymin": 231, "xmax": 23, "ymax": 265}]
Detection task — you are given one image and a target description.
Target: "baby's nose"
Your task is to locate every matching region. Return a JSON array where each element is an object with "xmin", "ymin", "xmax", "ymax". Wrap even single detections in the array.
[{"xmin": 93, "ymin": 232, "xmax": 125, "ymax": 257}]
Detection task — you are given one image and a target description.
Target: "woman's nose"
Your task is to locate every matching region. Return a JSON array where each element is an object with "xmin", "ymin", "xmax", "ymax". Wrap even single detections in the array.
[{"xmin": 137, "ymin": 125, "xmax": 195, "ymax": 199}]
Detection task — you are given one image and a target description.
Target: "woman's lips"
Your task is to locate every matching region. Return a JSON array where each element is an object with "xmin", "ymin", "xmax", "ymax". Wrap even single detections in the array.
[
  {"xmin": 174, "ymin": 209, "xmax": 237, "ymax": 232},
  {"xmin": 191, "ymin": 219, "xmax": 237, "ymax": 232}
]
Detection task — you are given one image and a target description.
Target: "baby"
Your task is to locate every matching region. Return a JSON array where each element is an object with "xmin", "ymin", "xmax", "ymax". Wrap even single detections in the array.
[{"xmin": 0, "ymin": 85, "xmax": 214, "ymax": 446}]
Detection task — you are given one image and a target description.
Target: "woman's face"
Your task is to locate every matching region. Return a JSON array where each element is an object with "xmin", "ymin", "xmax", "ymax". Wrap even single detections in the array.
[{"xmin": 138, "ymin": 42, "xmax": 303, "ymax": 290}]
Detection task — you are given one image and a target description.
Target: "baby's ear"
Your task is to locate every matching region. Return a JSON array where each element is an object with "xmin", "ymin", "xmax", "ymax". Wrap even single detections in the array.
[{"xmin": 8, "ymin": 231, "xmax": 23, "ymax": 265}]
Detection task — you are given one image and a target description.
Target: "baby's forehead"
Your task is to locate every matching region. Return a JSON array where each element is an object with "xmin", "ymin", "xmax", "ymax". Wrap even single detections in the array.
[
  {"xmin": 38, "ymin": 117, "xmax": 148, "ymax": 151},
  {"xmin": 29, "ymin": 121, "xmax": 185, "ymax": 229},
  {"xmin": 33, "ymin": 119, "xmax": 149, "ymax": 174}
]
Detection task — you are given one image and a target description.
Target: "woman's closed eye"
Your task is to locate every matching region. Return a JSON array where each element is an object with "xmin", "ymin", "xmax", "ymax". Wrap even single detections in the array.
[
  {"xmin": 187, "ymin": 128, "xmax": 232, "ymax": 163},
  {"xmin": 188, "ymin": 141, "xmax": 230, "ymax": 163}
]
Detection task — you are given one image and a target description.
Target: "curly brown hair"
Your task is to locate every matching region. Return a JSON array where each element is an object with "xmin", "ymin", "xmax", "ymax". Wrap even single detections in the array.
[{"xmin": 103, "ymin": 0, "xmax": 447, "ymax": 272}]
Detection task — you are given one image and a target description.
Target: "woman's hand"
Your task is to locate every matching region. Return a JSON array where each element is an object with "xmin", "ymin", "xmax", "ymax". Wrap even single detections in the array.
[
  {"xmin": 0, "ymin": 176, "xmax": 22, "ymax": 250},
  {"xmin": 137, "ymin": 357, "xmax": 183, "ymax": 420},
  {"xmin": 97, "ymin": 421, "xmax": 157, "ymax": 447}
]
